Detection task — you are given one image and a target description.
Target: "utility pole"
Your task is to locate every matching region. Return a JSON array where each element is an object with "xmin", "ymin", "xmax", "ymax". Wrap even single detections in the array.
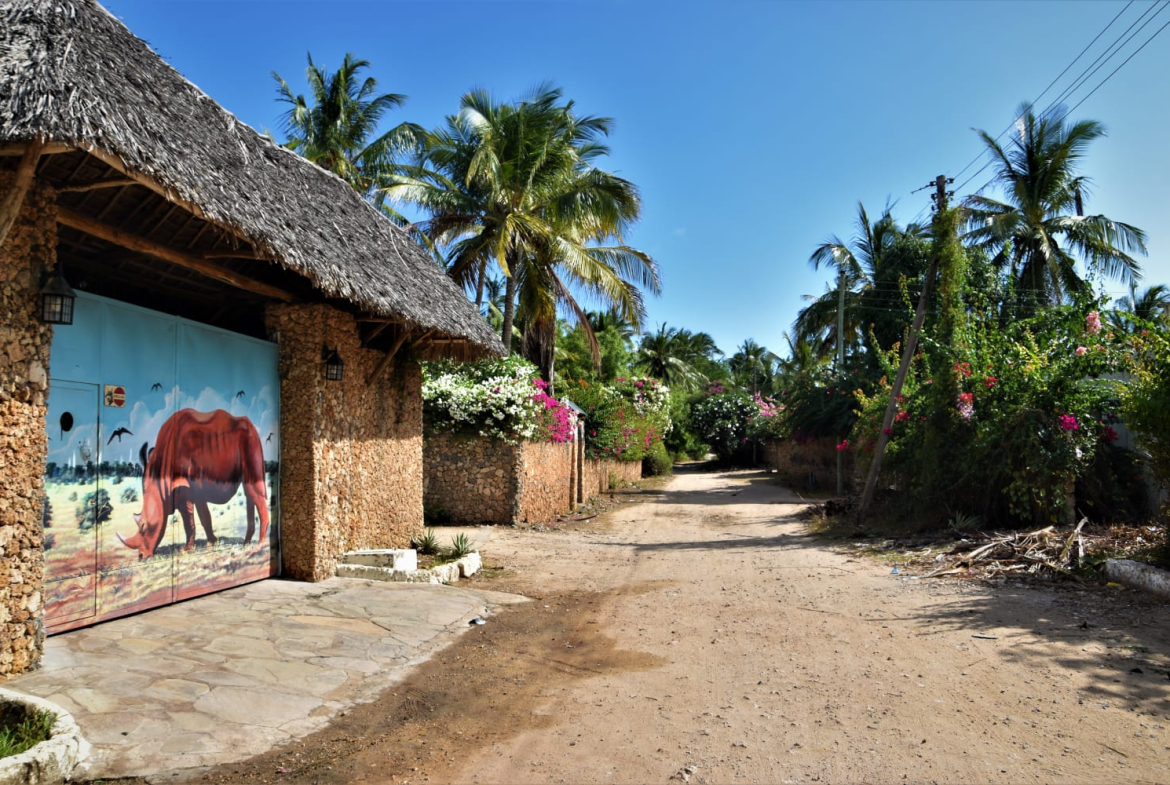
[
  {"xmin": 836, "ymin": 266, "xmax": 846, "ymax": 496},
  {"xmin": 857, "ymin": 174, "xmax": 952, "ymax": 520}
]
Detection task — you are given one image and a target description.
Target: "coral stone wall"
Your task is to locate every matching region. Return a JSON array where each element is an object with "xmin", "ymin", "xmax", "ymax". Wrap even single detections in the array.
[
  {"xmin": 424, "ymin": 435, "xmax": 628, "ymax": 525},
  {"xmin": 758, "ymin": 438, "xmax": 849, "ymax": 492},
  {"xmin": 583, "ymin": 458, "xmax": 643, "ymax": 497},
  {"xmin": 516, "ymin": 441, "xmax": 575, "ymax": 524},
  {"xmin": 266, "ymin": 305, "xmax": 424, "ymax": 581},
  {"xmin": 423, "ymin": 432, "xmax": 518, "ymax": 525},
  {"xmin": 0, "ymin": 176, "xmax": 55, "ymax": 678}
]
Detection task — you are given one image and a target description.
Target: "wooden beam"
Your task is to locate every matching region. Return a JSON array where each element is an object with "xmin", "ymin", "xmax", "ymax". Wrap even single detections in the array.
[
  {"xmin": 361, "ymin": 321, "xmax": 390, "ymax": 347},
  {"xmin": 0, "ymin": 141, "xmax": 43, "ymax": 248},
  {"xmin": 356, "ymin": 317, "xmax": 405, "ymax": 324},
  {"xmin": 0, "ymin": 142, "xmax": 70, "ymax": 156},
  {"xmin": 366, "ymin": 331, "xmax": 411, "ymax": 385},
  {"xmin": 56, "ymin": 206, "xmax": 295, "ymax": 303},
  {"xmin": 57, "ymin": 177, "xmax": 136, "ymax": 193}
]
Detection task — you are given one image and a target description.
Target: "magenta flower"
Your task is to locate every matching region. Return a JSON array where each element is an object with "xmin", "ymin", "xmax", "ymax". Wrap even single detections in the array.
[
  {"xmin": 836, "ymin": 439, "xmax": 849, "ymax": 451},
  {"xmin": 1059, "ymin": 414, "xmax": 1078, "ymax": 431}
]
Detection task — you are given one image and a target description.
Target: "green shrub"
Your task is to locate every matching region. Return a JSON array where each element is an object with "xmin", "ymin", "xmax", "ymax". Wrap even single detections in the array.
[
  {"xmin": 411, "ymin": 528, "xmax": 442, "ymax": 556},
  {"xmin": 447, "ymin": 533, "xmax": 474, "ymax": 559},
  {"xmin": 643, "ymin": 441, "xmax": 673, "ymax": 476},
  {"xmin": 0, "ymin": 709, "xmax": 55, "ymax": 760}
]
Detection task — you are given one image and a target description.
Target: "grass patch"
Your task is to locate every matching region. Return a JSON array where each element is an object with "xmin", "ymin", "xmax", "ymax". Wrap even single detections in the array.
[{"xmin": 0, "ymin": 709, "xmax": 54, "ymax": 760}]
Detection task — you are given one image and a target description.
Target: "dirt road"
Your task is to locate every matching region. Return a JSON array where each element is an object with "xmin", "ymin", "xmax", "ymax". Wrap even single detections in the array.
[{"xmin": 202, "ymin": 468, "xmax": 1170, "ymax": 785}]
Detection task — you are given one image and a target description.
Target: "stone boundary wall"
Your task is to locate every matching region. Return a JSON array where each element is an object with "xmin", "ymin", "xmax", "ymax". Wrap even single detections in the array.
[
  {"xmin": 758, "ymin": 438, "xmax": 849, "ymax": 492},
  {"xmin": 423, "ymin": 432, "xmax": 519, "ymax": 525},
  {"xmin": 517, "ymin": 441, "xmax": 575, "ymax": 524},
  {"xmin": 266, "ymin": 304, "xmax": 424, "ymax": 581},
  {"xmin": 424, "ymin": 435, "xmax": 642, "ymax": 525},
  {"xmin": 0, "ymin": 176, "xmax": 55, "ymax": 678},
  {"xmin": 582, "ymin": 458, "xmax": 643, "ymax": 498}
]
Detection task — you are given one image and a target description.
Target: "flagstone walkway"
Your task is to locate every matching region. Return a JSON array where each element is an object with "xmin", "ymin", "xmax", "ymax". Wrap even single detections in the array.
[{"xmin": 6, "ymin": 577, "xmax": 526, "ymax": 780}]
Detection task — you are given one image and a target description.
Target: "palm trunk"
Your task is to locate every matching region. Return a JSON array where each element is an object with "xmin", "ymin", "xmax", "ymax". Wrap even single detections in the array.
[
  {"xmin": 501, "ymin": 259, "xmax": 518, "ymax": 352},
  {"xmin": 474, "ymin": 261, "xmax": 486, "ymax": 311},
  {"xmin": 546, "ymin": 346, "xmax": 555, "ymax": 398}
]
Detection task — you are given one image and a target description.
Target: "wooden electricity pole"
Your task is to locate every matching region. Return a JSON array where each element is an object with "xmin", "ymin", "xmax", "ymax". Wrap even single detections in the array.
[
  {"xmin": 857, "ymin": 174, "xmax": 951, "ymax": 521},
  {"xmin": 836, "ymin": 266, "xmax": 846, "ymax": 495}
]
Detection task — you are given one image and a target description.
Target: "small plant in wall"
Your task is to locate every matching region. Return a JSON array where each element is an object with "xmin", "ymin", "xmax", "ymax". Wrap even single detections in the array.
[{"xmin": 0, "ymin": 709, "xmax": 55, "ymax": 760}]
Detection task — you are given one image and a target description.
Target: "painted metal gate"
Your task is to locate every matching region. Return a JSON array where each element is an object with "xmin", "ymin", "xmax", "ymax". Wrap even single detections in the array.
[{"xmin": 43, "ymin": 293, "xmax": 280, "ymax": 634}]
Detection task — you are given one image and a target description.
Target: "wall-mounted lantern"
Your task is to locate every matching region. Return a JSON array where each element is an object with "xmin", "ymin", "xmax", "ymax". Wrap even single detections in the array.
[
  {"xmin": 40, "ymin": 267, "xmax": 76, "ymax": 325},
  {"xmin": 322, "ymin": 345, "xmax": 344, "ymax": 382}
]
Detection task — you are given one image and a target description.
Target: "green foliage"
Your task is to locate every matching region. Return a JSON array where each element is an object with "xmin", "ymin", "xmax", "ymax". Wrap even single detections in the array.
[
  {"xmin": 568, "ymin": 377, "xmax": 670, "ymax": 462},
  {"xmin": 0, "ymin": 709, "xmax": 55, "ymax": 760},
  {"xmin": 689, "ymin": 390, "xmax": 756, "ymax": 464},
  {"xmin": 447, "ymin": 533, "xmax": 474, "ymax": 559},
  {"xmin": 853, "ymin": 297, "xmax": 1138, "ymax": 528},
  {"xmin": 1122, "ymin": 323, "xmax": 1170, "ymax": 492},
  {"xmin": 664, "ymin": 392, "xmax": 707, "ymax": 459},
  {"xmin": 120, "ymin": 486, "xmax": 138, "ymax": 504},
  {"xmin": 642, "ymin": 441, "xmax": 673, "ymax": 477},
  {"xmin": 411, "ymin": 528, "xmax": 442, "ymax": 555},
  {"xmin": 75, "ymin": 488, "xmax": 111, "ymax": 530}
]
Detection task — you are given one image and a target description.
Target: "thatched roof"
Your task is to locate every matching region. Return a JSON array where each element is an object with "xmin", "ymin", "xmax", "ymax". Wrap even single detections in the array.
[{"xmin": 0, "ymin": 0, "xmax": 502, "ymax": 356}]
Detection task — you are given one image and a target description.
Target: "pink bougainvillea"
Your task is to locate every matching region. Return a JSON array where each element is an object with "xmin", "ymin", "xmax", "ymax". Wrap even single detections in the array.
[
  {"xmin": 1086, "ymin": 311, "xmax": 1102, "ymax": 335},
  {"xmin": 1058, "ymin": 414, "xmax": 1079, "ymax": 431}
]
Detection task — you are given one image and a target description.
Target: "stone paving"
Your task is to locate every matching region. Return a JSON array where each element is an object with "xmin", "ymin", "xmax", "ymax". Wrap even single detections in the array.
[{"xmin": 6, "ymin": 577, "xmax": 526, "ymax": 781}]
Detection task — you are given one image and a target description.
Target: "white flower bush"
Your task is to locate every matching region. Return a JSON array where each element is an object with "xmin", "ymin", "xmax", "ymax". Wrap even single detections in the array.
[{"xmin": 422, "ymin": 356, "xmax": 577, "ymax": 444}]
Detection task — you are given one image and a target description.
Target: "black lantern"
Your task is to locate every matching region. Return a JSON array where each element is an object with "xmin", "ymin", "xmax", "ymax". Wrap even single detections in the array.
[
  {"xmin": 323, "ymin": 346, "xmax": 344, "ymax": 382},
  {"xmin": 40, "ymin": 268, "xmax": 76, "ymax": 325}
]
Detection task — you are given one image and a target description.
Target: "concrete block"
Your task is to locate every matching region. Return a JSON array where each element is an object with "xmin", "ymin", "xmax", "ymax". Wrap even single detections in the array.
[
  {"xmin": 342, "ymin": 549, "xmax": 417, "ymax": 571},
  {"xmin": 1105, "ymin": 559, "xmax": 1170, "ymax": 600}
]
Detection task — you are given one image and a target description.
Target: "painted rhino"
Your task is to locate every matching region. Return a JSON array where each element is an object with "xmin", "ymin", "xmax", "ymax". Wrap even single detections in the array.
[{"xmin": 118, "ymin": 408, "xmax": 270, "ymax": 559}]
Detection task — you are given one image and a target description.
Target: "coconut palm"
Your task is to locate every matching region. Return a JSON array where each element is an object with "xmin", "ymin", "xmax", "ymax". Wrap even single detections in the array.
[
  {"xmin": 272, "ymin": 53, "xmax": 422, "ymax": 211},
  {"xmin": 1113, "ymin": 284, "xmax": 1170, "ymax": 331},
  {"xmin": 635, "ymin": 325, "xmax": 720, "ymax": 391},
  {"xmin": 794, "ymin": 203, "xmax": 929, "ymax": 361},
  {"xmin": 964, "ymin": 102, "xmax": 1146, "ymax": 307},
  {"xmin": 387, "ymin": 85, "xmax": 659, "ymax": 372},
  {"xmin": 729, "ymin": 339, "xmax": 779, "ymax": 395}
]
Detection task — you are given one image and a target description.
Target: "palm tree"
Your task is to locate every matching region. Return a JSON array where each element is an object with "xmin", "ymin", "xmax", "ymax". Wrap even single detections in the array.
[
  {"xmin": 272, "ymin": 53, "xmax": 421, "ymax": 212},
  {"xmin": 635, "ymin": 325, "xmax": 720, "ymax": 391},
  {"xmin": 964, "ymin": 102, "xmax": 1146, "ymax": 307},
  {"xmin": 729, "ymin": 339, "xmax": 778, "ymax": 395},
  {"xmin": 794, "ymin": 203, "xmax": 928, "ymax": 361},
  {"xmin": 1113, "ymin": 284, "xmax": 1170, "ymax": 331},
  {"xmin": 387, "ymin": 85, "xmax": 659, "ymax": 373}
]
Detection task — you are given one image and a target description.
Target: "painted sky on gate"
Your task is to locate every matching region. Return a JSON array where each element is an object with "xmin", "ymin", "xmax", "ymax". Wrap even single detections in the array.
[{"xmin": 99, "ymin": 0, "xmax": 1170, "ymax": 358}]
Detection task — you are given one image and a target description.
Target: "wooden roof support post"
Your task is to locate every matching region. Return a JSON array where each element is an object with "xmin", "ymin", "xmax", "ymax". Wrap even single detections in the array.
[
  {"xmin": 56, "ymin": 205, "xmax": 295, "ymax": 302},
  {"xmin": 0, "ymin": 141, "xmax": 44, "ymax": 247},
  {"xmin": 366, "ymin": 331, "xmax": 411, "ymax": 385}
]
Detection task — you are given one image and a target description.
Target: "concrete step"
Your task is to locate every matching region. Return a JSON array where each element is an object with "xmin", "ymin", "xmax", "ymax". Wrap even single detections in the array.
[
  {"xmin": 335, "ymin": 563, "xmax": 441, "ymax": 584},
  {"xmin": 340, "ymin": 548, "xmax": 417, "ymax": 571}
]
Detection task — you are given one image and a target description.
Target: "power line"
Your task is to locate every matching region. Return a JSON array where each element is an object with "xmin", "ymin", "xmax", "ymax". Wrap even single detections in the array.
[
  {"xmin": 949, "ymin": 0, "xmax": 1136, "ymax": 183},
  {"xmin": 956, "ymin": 1, "xmax": 1170, "ymax": 198}
]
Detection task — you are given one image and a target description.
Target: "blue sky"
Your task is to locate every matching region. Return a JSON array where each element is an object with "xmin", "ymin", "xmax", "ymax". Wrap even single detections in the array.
[{"xmin": 102, "ymin": 0, "xmax": 1170, "ymax": 357}]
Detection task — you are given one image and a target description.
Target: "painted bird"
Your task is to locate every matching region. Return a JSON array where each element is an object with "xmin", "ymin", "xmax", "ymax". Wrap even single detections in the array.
[
  {"xmin": 235, "ymin": 390, "xmax": 246, "ymax": 400},
  {"xmin": 150, "ymin": 382, "xmax": 163, "ymax": 392},
  {"xmin": 266, "ymin": 432, "xmax": 274, "ymax": 444},
  {"xmin": 107, "ymin": 427, "xmax": 133, "ymax": 444}
]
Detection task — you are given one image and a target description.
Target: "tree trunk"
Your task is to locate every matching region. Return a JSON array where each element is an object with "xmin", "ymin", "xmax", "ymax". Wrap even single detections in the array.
[
  {"xmin": 501, "ymin": 260, "xmax": 518, "ymax": 352},
  {"xmin": 474, "ymin": 261, "xmax": 486, "ymax": 311}
]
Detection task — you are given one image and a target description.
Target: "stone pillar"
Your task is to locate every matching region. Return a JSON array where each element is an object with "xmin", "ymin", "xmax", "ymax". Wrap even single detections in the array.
[
  {"xmin": 265, "ymin": 304, "xmax": 424, "ymax": 581},
  {"xmin": 576, "ymin": 422, "xmax": 585, "ymax": 504},
  {"xmin": 568, "ymin": 434, "xmax": 578, "ymax": 513},
  {"xmin": 0, "ymin": 175, "xmax": 55, "ymax": 678}
]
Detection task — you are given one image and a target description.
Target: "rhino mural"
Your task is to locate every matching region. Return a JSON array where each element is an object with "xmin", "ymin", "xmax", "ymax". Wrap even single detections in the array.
[{"xmin": 118, "ymin": 408, "xmax": 271, "ymax": 559}]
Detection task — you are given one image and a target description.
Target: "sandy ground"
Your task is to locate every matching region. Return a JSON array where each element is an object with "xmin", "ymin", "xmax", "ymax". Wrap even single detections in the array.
[{"xmin": 196, "ymin": 468, "xmax": 1170, "ymax": 785}]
